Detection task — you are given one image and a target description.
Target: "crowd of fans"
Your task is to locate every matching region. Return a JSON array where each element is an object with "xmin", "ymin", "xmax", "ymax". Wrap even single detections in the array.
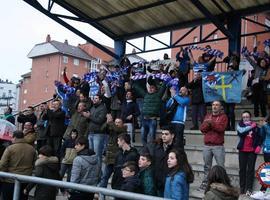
[{"xmin": 0, "ymin": 43, "xmax": 269, "ymax": 200}]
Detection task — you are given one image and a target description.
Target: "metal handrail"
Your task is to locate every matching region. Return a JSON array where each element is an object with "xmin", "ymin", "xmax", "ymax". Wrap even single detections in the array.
[
  {"xmin": 0, "ymin": 172, "xmax": 166, "ymax": 200},
  {"xmin": 13, "ymin": 97, "xmax": 54, "ymax": 117}
]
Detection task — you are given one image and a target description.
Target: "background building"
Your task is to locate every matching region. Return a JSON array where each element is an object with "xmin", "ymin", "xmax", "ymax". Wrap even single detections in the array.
[{"xmin": 0, "ymin": 79, "xmax": 18, "ymax": 115}]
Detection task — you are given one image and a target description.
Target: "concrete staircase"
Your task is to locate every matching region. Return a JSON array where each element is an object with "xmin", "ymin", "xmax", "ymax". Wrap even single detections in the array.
[{"xmin": 134, "ymin": 102, "xmax": 264, "ymax": 199}]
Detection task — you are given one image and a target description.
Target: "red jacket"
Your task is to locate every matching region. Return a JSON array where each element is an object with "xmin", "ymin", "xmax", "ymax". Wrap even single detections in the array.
[{"xmin": 200, "ymin": 113, "xmax": 228, "ymax": 146}]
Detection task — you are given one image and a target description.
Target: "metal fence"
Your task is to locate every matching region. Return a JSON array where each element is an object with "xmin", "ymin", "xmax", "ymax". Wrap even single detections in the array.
[{"xmin": 0, "ymin": 172, "xmax": 166, "ymax": 200}]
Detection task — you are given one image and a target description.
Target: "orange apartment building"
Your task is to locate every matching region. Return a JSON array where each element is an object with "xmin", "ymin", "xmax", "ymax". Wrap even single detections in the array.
[{"xmin": 171, "ymin": 13, "xmax": 270, "ymax": 64}]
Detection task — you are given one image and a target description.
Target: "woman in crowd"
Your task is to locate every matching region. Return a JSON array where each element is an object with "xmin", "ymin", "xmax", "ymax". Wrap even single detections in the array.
[
  {"xmin": 204, "ymin": 165, "xmax": 239, "ymax": 200},
  {"xmin": 237, "ymin": 111, "xmax": 261, "ymax": 195},
  {"xmin": 24, "ymin": 145, "xmax": 60, "ymax": 200},
  {"xmin": 164, "ymin": 149, "xmax": 194, "ymax": 200}
]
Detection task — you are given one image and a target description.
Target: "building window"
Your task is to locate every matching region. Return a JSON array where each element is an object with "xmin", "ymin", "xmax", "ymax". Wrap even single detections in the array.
[
  {"xmin": 45, "ymin": 87, "xmax": 48, "ymax": 93},
  {"xmin": 265, "ymin": 18, "xmax": 270, "ymax": 30},
  {"xmin": 213, "ymin": 33, "xmax": 218, "ymax": 43},
  {"xmin": 85, "ymin": 61, "xmax": 90, "ymax": 69},
  {"xmin": 24, "ymin": 89, "xmax": 27, "ymax": 94},
  {"xmin": 193, "ymin": 36, "xmax": 198, "ymax": 46},
  {"xmin": 253, "ymin": 15, "xmax": 258, "ymax": 22},
  {"xmin": 74, "ymin": 58, "xmax": 79, "ymax": 66},
  {"xmin": 46, "ymin": 70, "xmax": 49, "ymax": 78},
  {"xmin": 23, "ymin": 100, "xmax": 27, "ymax": 104},
  {"xmin": 253, "ymin": 36, "xmax": 257, "ymax": 47},
  {"xmin": 63, "ymin": 56, "xmax": 68, "ymax": 64}
]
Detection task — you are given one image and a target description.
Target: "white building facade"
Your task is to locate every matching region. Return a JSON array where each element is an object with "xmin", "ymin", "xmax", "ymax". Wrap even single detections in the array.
[{"xmin": 0, "ymin": 81, "xmax": 18, "ymax": 115}]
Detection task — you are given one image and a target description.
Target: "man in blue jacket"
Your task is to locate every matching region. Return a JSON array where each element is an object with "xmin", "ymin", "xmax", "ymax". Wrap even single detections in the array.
[{"xmin": 166, "ymin": 86, "xmax": 190, "ymax": 149}]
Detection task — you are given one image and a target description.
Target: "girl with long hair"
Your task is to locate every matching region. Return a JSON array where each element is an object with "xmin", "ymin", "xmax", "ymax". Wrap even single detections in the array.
[
  {"xmin": 164, "ymin": 149, "xmax": 194, "ymax": 200},
  {"xmin": 204, "ymin": 165, "xmax": 239, "ymax": 200}
]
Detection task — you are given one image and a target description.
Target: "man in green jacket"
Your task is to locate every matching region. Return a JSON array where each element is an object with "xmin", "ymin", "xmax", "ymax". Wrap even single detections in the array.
[{"xmin": 133, "ymin": 76, "xmax": 166, "ymax": 146}]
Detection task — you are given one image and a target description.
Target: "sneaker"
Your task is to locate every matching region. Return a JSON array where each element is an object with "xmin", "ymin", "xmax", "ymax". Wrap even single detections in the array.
[
  {"xmin": 246, "ymin": 190, "xmax": 252, "ymax": 196},
  {"xmin": 198, "ymin": 183, "xmax": 207, "ymax": 191},
  {"xmin": 250, "ymin": 191, "xmax": 264, "ymax": 199}
]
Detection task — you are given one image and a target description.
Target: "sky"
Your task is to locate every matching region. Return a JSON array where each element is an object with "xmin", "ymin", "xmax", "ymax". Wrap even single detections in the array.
[{"xmin": 0, "ymin": 1, "xmax": 170, "ymax": 84}]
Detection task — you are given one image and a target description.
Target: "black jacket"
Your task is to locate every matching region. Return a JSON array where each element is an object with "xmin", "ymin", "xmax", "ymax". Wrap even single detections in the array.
[
  {"xmin": 121, "ymin": 100, "xmax": 140, "ymax": 123},
  {"xmin": 187, "ymin": 78, "xmax": 204, "ymax": 104},
  {"xmin": 43, "ymin": 109, "xmax": 66, "ymax": 137},
  {"xmin": 25, "ymin": 157, "xmax": 60, "ymax": 200},
  {"xmin": 115, "ymin": 175, "xmax": 141, "ymax": 200},
  {"xmin": 17, "ymin": 113, "xmax": 37, "ymax": 126},
  {"xmin": 112, "ymin": 147, "xmax": 139, "ymax": 189}
]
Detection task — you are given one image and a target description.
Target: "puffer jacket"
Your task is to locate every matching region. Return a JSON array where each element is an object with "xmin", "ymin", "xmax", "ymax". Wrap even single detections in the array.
[
  {"xmin": 204, "ymin": 183, "xmax": 239, "ymax": 200},
  {"xmin": 200, "ymin": 113, "xmax": 228, "ymax": 146},
  {"xmin": 260, "ymin": 123, "xmax": 270, "ymax": 153},
  {"xmin": 25, "ymin": 156, "xmax": 60, "ymax": 200},
  {"xmin": 71, "ymin": 148, "xmax": 100, "ymax": 185},
  {"xmin": 139, "ymin": 166, "xmax": 156, "ymax": 196}
]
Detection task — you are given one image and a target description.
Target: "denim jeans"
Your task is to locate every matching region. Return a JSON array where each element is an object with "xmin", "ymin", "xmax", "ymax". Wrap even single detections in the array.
[
  {"xmin": 141, "ymin": 119, "xmax": 157, "ymax": 146},
  {"xmin": 136, "ymin": 98, "xmax": 144, "ymax": 127},
  {"xmin": 88, "ymin": 133, "xmax": 108, "ymax": 163},
  {"xmin": 171, "ymin": 123, "xmax": 185, "ymax": 149},
  {"xmin": 202, "ymin": 145, "xmax": 225, "ymax": 184},
  {"xmin": 60, "ymin": 163, "xmax": 72, "ymax": 182},
  {"xmin": 99, "ymin": 163, "xmax": 114, "ymax": 188}
]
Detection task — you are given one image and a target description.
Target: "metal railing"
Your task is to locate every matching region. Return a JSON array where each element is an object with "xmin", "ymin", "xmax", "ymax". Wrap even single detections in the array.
[{"xmin": 0, "ymin": 172, "xmax": 166, "ymax": 200}]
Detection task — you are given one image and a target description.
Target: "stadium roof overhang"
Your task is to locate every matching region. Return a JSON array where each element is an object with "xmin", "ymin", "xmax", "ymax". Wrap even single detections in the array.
[{"xmin": 23, "ymin": 0, "xmax": 270, "ymax": 59}]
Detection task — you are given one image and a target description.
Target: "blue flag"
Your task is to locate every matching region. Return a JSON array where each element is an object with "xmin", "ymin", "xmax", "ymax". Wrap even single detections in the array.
[{"xmin": 202, "ymin": 71, "xmax": 243, "ymax": 103}]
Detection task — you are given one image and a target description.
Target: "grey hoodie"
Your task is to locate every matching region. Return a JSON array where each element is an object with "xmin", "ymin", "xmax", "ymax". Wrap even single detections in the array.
[{"xmin": 71, "ymin": 149, "xmax": 100, "ymax": 185}]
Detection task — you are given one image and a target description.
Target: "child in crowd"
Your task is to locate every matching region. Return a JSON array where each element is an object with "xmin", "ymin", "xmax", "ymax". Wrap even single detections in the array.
[
  {"xmin": 116, "ymin": 161, "xmax": 141, "ymax": 200},
  {"xmin": 164, "ymin": 149, "xmax": 194, "ymax": 200},
  {"xmin": 60, "ymin": 129, "xmax": 78, "ymax": 182},
  {"xmin": 138, "ymin": 153, "xmax": 156, "ymax": 196},
  {"xmin": 204, "ymin": 165, "xmax": 239, "ymax": 200}
]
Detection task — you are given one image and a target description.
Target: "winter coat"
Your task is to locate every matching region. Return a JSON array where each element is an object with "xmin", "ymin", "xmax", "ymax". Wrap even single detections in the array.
[
  {"xmin": 187, "ymin": 78, "xmax": 205, "ymax": 104},
  {"xmin": 42, "ymin": 109, "xmax": 66, "ymax": 137},
  {"xmin": 260, "ymin": 123, "xmax": 270, "ymax": 153},
  {"xmin": 0, "ymin": 138, "xmax": 36, "ymax": 182},
  {"xmin": 88, "ymin": 103, "xmax": 107, "ymax": 134},
  {"xmin": 200, "ymin": 113, "xmax": 228, "ymax": 146},
  {"xmin": 115, "ymin": 175, "xmax": 141, "ymax": 200},
  {"xmin": 148, "ymin": 142, "xmax": 174, "ymax": 191},
  {"xmin": 64, "ymin": 111, "xmax": 89, "ymax": 138},
  {"xmin": 36, "ymin": 111, "xmax": 48, "ymax": 140},
  {"xmin": 17, "ymin": 113, "xmax": 37, "ymax": 126},
  {"xmin": 236, "ymin": 120, "xmax": 261, "ymax": 151},
  {"xmin": 121, "ymin": 100, "xmax": 140, "ymax": 124},
  {"xmin": 133, "ymin": 82, "xmax": 166, "ymax": 118},
  {"xmin": 204, "ymin": 183, "xmax": 239, "ymax": 200},
  {"xmin": 71, "ymin": 148, "xmax": 100, "ymax": 186},
  {"xmin": 24, "ymin": 130, "xmax": 37, "ymax": 146},
  {"xmin": 139, "ymin": 166, "xmax": 156, "ymax": 196},
  {"xmin": 164, "ymin": 171, "xmax": 189, "ymax": 200},
  {"xmin": 60, "ymin": 138, "xmax": 77, "ymax": 164},
  {"xmin": 112, "ymin": 147, "xmax": 139, "ymax": 189},
  {"xmin": 166, "ymin": 95, "xmax": 190, "ymax": 124},
  {"xmin": 25, "ymin": 157, "xmax": 60, "ymax": 200},
  {"xmin": 103, "ymin": 123, "xmax": 127, "ymax": 165}
]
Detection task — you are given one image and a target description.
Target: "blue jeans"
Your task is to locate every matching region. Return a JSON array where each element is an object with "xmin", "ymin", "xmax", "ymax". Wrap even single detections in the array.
[
  {"xmin": 60, "ymin": 163, "xmax": 72, "ymax": 182},
  {"xmin": 202, "ymin": 145, "xmax": 225, "ymax": 184},
  {"xmin": 136, "ymin": 98, "xmax": 144, "ymax": 126},
  {"xmin": 99, "ymin": 164, "xmax": 114, "ymax": 188},
  {"xmin": 141, "ymin": 119, "xmax": 157, "ymax": 146},
  {"xmin": 88, "ymin": 133, "xmax": 108, "ymax": 163}
]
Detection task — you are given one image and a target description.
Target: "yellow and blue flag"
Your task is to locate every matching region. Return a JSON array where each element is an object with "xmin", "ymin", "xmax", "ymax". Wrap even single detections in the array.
[{"xmin": 202, "ymin": 71, "xmax": 244, "ymax": 103}]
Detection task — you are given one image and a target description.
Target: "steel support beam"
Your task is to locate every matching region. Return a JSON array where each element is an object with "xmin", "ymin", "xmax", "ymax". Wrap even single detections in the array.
[
  {"xmin": 190, "ymin": 0, "xmax": 233, "ymax": 39},
  {"xmin": 227, "ymin": 15, "xmax": 241, "ymax": 55},
  {"xmin": 114, "ymin": 40, "xmax": 126, "ymax": 61},
  {"xmin": 172, "ymin": 26, "xmax": 197, "ymax": 46},
  {"xmin": 242, "ymin": 17, "xmax": 270, "ymax": 30},
  {"xmin": 23, "ymin": 0, "xmax": 119, "ymax": 59},
  {"xmin": 212, "ymin": 0, "xmax": 226, "ymax": 14},
  {"xmin": 148, "ymin": 35, "xmax": 169, "ymax": 47},
  {"xmin": 94, "ymin": 0, "xmax": 177, "ymax": 22},
  {"xmin": 222, "ymin": 0, "xmax": 234, "ymax": 11}
]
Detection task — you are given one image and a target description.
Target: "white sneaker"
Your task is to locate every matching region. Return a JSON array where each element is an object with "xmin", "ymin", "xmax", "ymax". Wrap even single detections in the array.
[{"xmin": 250, "ymin": 191, "xmax": 265, "ymax": 199}]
